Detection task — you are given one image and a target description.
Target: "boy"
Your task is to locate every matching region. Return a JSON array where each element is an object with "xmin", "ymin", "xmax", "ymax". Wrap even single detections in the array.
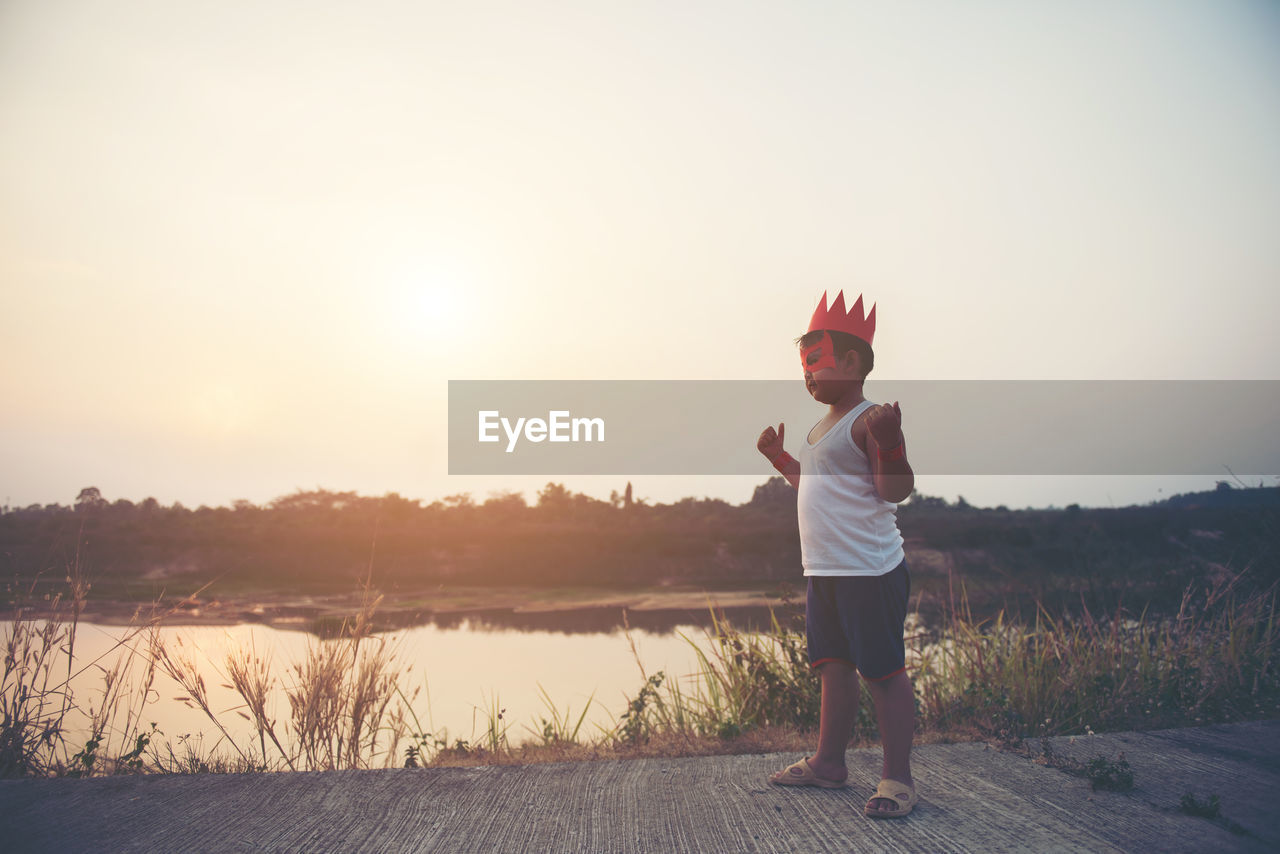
[{"xmin": 756, "ymin": 290, "xmax": 918, "ymax": 819}]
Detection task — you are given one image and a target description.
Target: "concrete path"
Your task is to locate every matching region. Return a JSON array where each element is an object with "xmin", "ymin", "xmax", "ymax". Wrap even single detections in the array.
[{"xmin": 2, "ymin": 720, "xmax": 1277, "ymax": 853}]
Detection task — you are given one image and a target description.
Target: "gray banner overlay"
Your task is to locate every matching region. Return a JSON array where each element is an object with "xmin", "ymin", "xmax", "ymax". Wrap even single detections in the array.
[{"xmin": 448, "ymin": 381, "xmax": 1279, "ymax": 476}]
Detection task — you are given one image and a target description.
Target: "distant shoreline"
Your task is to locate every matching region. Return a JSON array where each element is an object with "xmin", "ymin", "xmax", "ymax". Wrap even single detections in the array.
[{"xmin": 14, "ymin": 584, "xmax": 801, "ymax": 634}]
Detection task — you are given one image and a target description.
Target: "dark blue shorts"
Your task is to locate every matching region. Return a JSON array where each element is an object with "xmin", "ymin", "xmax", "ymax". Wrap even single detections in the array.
[{"xmin": 806, "ymin": 561, "xmax": 910, "ymax": 681}]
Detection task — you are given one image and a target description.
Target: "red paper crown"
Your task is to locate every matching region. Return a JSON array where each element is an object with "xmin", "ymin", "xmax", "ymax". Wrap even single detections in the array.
[{"xmin": 806, "ymin": 290, "xmax": 875, "ymax": 346}]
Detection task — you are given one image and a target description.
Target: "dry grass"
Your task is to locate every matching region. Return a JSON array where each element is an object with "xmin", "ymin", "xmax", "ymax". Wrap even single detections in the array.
[
  {"xmin": 2, "ymin": 539, "xmax": 179, "ymax": 777},
  {"xmin": 146, "ymin": 552, "xmax": 418, "ymax": 772},
  {"xmin": 1, "ymin": 589, "xmax": 77, "ymax": 776},
  {"xmin": 423, "ymin": 725, "xmax": 819, "ymax": 767},
  {"xmin": 6, "ymin": 540, "xmax": 1277, "ymax": 775},
  {"xmin": 915, "ymin": 574, "xmax": 1279, "ymax": 742},
  {"xmin": 419, "ymin": 568, "xmax": 1279, "ymax": 769}
]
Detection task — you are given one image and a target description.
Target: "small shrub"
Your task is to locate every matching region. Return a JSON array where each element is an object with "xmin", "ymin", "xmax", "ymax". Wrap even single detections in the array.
[
  {"xmin": 1086, "ymin": 753, "xmax": 1134, "ymax": 791},
  {"xmin": 617, "ymin": 672, "xmax": 666, "ymax": 744},
  {"xmin": 1179, "ymin": 792, "xmax": 1221, "ymax": 819}
]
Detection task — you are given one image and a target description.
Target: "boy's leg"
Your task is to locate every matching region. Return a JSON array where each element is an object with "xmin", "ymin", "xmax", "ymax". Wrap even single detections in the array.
[
  {"xmin": 811, "ymin": 660, "xmax": 859, "ymax": 780},
  {"xmin": 769, "ymin": 659, "xmax": 857, "ymax": 785},
  {"xmin": 847, "ymin": 563, "xmax": 913, "ymax": 814},
  {"xmin": 863, "ymin": 670, "xmax": 914, "ymax": 813},
  {"xmin": 772, "ymin": 576, "xmax": 857, "ymax": 784}
]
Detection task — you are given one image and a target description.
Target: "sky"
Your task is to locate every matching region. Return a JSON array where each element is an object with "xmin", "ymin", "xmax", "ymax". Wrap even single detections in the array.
[{"xmin": 2, "ymin": 0, "xmax": 1278, "ymax": 512}]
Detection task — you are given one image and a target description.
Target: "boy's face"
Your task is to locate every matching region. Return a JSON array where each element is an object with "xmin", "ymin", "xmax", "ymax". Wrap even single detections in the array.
[
  {"xmin": 800, "ymin": 332, "xmax": 837, "ymax": 374},
  {"xmin": 802, "ymin": 331, "xmax": 860, "ymax": 403}
]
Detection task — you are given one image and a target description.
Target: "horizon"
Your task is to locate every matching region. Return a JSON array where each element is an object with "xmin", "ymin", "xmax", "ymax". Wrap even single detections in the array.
[{"xmin": 11, "ymin": 476, "xmax": 1277, "ymax": 516}]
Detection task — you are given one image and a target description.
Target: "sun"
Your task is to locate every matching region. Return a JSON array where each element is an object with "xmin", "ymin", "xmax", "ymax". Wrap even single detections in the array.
[{"xmin": 386, "ymin": 264, "xmax": 470, "ymax": 343}]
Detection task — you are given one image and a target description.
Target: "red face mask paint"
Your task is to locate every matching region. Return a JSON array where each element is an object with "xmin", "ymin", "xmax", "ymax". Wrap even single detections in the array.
[{"xmin": 801, "ymin": 331, "xmax": 837, "ymax": 374}]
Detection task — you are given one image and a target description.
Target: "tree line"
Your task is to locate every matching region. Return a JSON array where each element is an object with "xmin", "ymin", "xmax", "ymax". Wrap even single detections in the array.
[{"xmin": 2, "ymin": 482, "xmax": 1276, "ymax": 611}]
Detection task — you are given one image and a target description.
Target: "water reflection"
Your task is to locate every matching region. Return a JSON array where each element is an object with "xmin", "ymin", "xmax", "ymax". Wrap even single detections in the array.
[
  {"xmin": 419, "ymin": 604, "xmax": 798, "ymax": 635},
  {"xmin": 63, "ymin": 615, "xmax": 768, "ymax": 761}
]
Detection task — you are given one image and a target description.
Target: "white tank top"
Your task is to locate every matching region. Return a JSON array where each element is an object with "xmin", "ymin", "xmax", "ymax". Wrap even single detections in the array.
[{"xmin": 797, "ymin": 400, "xmax": 906, "ymax": 576}]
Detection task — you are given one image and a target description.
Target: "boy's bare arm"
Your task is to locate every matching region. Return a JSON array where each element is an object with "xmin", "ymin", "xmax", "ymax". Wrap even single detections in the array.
[
  {"xmin": 863, "ymin": 402, "xmax": 914, "ymax": 503},
  {"xmin": 757, "ymin": 422, "xmax": 800, "ymax": 489}
]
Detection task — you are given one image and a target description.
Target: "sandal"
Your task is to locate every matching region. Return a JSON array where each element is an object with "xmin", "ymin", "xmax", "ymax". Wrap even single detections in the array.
[
  {"xmin": 864, "ymin": 778, "xmax": 918, "ymax": 818},
  {"xmin": 769, "ymin": 757, "xmax": 847, "ymax": 789}
]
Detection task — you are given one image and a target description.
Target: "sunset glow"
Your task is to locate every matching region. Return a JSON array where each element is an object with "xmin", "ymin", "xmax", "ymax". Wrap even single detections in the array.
[{"xmin": 1, "ymin": 0, "xmax": 1276, "ymax": 510}]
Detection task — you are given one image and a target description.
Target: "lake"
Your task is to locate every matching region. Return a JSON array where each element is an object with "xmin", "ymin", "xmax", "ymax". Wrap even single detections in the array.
[{"xmin": 56, "ymin": 604, "xmax": 793, "ymax": 767}]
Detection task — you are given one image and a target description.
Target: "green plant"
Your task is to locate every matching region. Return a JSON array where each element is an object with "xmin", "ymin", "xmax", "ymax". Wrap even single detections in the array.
[
  {"xmin": 617, "ymin": 672, "xmax": 666, "ymax": 744},
  {"xmin": 1032, "ymin": 740, "xmax": 1134, "ymax": 792},
  {"xmin": 525, "ymin": 683, "xmax": 594, "ymax": 747},
  {"xmin": 684, "ymin": 609, "xmax": 822, "ymax": 735},
  {"xmin": 115, "ymin": 723, "xmax": 158, "ymax": 773},
  {"xmin": 65, "ymin": 735, "xmax": 100, "ymax": 778},
  {"xmin": 1179, "ymin": 792, "xmax": 1221, "ymax": 819},
  {"xmin": 607, "ymin": 605, "xmax": 826, "ymax": 748},
  {"xmin": 476, "ymin": 692, "xmax": 510, "ymax": 755},
  {"xmin": 1085, "ymin": 753, "xmax": 1134, "ymax": 791}
]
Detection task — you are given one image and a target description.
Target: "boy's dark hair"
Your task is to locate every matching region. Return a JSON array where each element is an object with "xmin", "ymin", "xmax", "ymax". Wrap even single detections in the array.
[{"xmin": 796, "ymin": 329, "xmax": 875, "ymax": 378}]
